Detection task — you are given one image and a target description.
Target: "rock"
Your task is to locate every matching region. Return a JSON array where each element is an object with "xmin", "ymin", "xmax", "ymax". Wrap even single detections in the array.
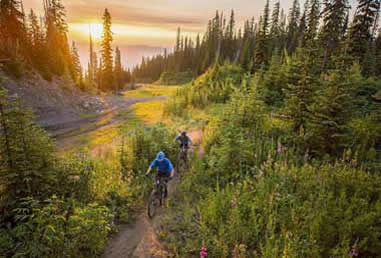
[
  {"xmin": 10, "ymin": 93, "xmax": 18, "ymax": 99},
  {"xmin": 83, "ymin": 101, "xmax": 90, "ymax": 109}
]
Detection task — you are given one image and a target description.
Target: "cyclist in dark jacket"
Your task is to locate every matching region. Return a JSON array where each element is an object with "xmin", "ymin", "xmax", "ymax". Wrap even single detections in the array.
[{"xmin": 175, "ymin": 131, "xmax": 192, "ymax": 149}]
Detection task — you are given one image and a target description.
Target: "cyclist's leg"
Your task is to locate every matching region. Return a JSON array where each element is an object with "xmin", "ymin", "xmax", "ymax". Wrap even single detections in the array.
[
  {"xmin": 157, "ymin": 172, "xmax": 169, "ymax": 198},
  {"xmin": 184, "ymin": 144, "xmax": 189, "ymax": 161}
]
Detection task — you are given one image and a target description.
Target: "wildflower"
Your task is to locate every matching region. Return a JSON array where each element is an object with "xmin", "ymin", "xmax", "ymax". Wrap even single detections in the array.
[
  {"xmin": 348, "ymin": 248, "xmax": 359, "ymax": 257},
  {"xmin": 277, "ymin": 142, "xmax": 283, "ymax": 154},
  {"xmin": 200, "ymin": 247, "xmax": 208, "ymax": 257}
]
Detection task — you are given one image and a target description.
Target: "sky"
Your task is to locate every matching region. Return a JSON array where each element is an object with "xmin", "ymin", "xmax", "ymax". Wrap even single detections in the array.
[{"xmin": 24, "ymin": 0, "xmax": 357, "ymax": 69}]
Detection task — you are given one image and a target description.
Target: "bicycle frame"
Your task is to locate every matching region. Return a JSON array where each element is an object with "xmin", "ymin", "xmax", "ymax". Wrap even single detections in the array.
[{"xmin": 154, "ymin": 176, "xmax": 167, "ymax": 197}]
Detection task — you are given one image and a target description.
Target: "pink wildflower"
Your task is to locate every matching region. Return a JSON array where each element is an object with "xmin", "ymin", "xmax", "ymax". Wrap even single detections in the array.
[
  {"xmin": 200, "ymin": 247, "xmax": 208, "ymax": 258},
  {"xmin": 348, "ymin": 249, "xmax": 359, "ymax": 257},
  {"xmin": 277, "ymin": 142, "xmax": 283, "ymax": 154}
]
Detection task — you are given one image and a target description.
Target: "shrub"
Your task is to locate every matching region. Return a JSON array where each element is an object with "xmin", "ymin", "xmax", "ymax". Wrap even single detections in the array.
[{"xmin": 2, "ymin": 60, "xmax": 24, "ymax": 79}]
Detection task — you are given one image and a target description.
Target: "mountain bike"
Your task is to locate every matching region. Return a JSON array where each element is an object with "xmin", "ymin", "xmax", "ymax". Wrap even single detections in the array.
[
  {"xmin": 147, "ymin": 175, "xmax": 170, "ymax": 219},
  {"xmin": 176, "ymin": 145, "xmax": 189, "ymax": 174}
]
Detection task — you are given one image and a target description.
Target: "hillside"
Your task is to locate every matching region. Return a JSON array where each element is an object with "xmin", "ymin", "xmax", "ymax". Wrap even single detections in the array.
[{"xmin": 0, "ymin": 71, "xmax": 105, "ymax": 128}]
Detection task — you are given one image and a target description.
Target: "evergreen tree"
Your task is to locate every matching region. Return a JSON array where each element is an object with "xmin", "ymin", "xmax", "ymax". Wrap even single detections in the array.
[
  {"xmin": 70, "ymin": 41, "xmax": 82, "ymax": 85},
  {"xmin": 0, "ymin": 90, "xmax": 56, "ymax": 221},
  {"xmin": 283, "ymin": 50, "xmax": 317, "ymax": 141},
  {"xmin": 100, "ymin": 8, "xmax": 114, "ymax": 91},
  {"xmin": 0, "ymin": 0, "xmax": 26, "ymax": 58},
  {"xmin": 305, "ymin": 0, "xmax": 320, "ymax": 44},
  {"xmin": 307, "ymin": 66, "xmax": 354, "ymax": 155},
  {"xmin": 254, "ymin": 0, "xmax": 271, "ymax": 69},
  {"xmin": 175, "ymin": 27, "xmax": 181, "ymax": 52},
  {"xmin": 27, "ymin": 9, "xmax": 39, "ymax": 48},
  {"xmin": 270, "ymin": 1, "xmax": 281, "ymax": 51},
  {"xmin": 258, "ymin": 53, "xmax": 285, "ymax": 106},
  {"xmin": 27, "ymin": 8, "xmax": 50, "ymax": 76},
  {"xmin": 320, "ymin": 0, "xmax": 350, "ymax": 71},
  {"xmin": 44, "ymin": 0, "xmax": 71, "ymax": 76},
  {"xmin": 287, "ymin": 0, "xmax": 301, "ymax": 52},
  {"xmin": 349, "ymin": 0, "xmax": 381, "ymax": 62},
  {"xmin": 88, "ymin": 32, "xmax": 96, "ymax": 85},
  {"xmin": 298, "ymin": 0, "xmax": 309, "ymax": 47},
  {"xmin": 114, "ymin": 46, "xmax": 123, "ymax": 90}
]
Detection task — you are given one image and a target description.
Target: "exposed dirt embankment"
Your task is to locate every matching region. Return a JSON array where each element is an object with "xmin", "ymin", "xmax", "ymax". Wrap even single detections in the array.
[{"xmin": 0, "ymin": 71, "xmax": 106, "ymax": 128}]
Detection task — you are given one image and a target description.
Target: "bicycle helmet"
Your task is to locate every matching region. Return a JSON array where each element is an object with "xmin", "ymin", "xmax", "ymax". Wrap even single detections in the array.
[{"xmin": 156, "ymin": 151, "xmax": 165, "ymax": 161}]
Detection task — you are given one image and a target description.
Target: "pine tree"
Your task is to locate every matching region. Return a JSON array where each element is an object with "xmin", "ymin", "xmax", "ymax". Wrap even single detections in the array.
[
  {"xmin": 175, "ymin": 27, "xmax": 181, "ymax": 52},
  {"xmin": 298, "ymin": 0, "xmax": 309, "ymax": 47},
  {"xmin": 259, "ymin": 53, "xmax": 284, "ymax": 106},
  {"xmin": 349, "ymin": 0, "xmax": 381, "ymax": 62},
  {"xmin": 0, "ymin": 0, "xmax": 26, "ymax": 57},
  {"xmin": 320, "ymin": 0, "xmax": 350, "ymax": 71},
  {"xmin": 97, "ymin": 58, "xmax": 103, "ymax": 89},
  {"xmin": 305, "ymin": 0, "xmax": 320, "ymax": 44},
  {"xmin": 270, "ymin": 1, "xmax": 281, "ymax": 51},
  {"xmin": 88, "ymin": 32, "xmax": 95, "ymax": 84},
  {"xmin": 307, "ymin": 66, "xmax": 354, "ymax": 155},
  {"xmin": 114, "ymin": 46, "xmax": 123, "ymax": 90},
  {"xmin": 287, "ymin": 0, "xmax": 301, "ymax": 52},
  {"xmin": 254, "ymin": 0, "xmax": 271, "ymax": 69},
  {"xmin": 0, "ymin": 90, "xmax": 56, "ymax": 221},
  {"xmin": 100, "ymin": 8, "xmax": 114, "ymax": 91},
  {"xmin": 27, "ymin": 8, "xmax": 49, "ymax": 76},
  {"xmin": 27, "ymin": 9, "xmax": 39, "ymax": 48},
  {"xmin": 44, "ymin": 0, "xmax": 72, "ymax": 77},
  {"xmin": 70, "ymin": 41, "xmax": 82, "ymax": 85},
  {"xmin": 283, "ymin": 50, "xmax": 317, "ymax": 140}
]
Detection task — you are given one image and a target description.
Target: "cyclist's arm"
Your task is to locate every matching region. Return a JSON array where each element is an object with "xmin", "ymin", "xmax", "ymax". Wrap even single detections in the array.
[
  {"xmin": 188, "ymin": 137, "xmax": 193, "ymax": 146},
  {"xmin": 146, "ymin": 160, "xmax": 156, "ymax": 175},
  {"xmin": 168, "ymin": 160, "xmax": 174, "ymax": 178}
]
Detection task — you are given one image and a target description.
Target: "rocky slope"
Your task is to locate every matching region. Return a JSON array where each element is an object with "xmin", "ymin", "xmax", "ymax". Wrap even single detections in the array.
[{"xmin": 0, "ymin": 70, "xmax": 106, "ymax": 128}]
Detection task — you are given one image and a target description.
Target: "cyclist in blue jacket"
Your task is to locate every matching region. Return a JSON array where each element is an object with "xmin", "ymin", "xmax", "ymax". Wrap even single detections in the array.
[
  {"xmin": 146, "ymin": 151, "xmax": 174, "ymax": 179},
  {"xmin": 146, "ymin": 151, "xmax": 174, "ymax": 198}
]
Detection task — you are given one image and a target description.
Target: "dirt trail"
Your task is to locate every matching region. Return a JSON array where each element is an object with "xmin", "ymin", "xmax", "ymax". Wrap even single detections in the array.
[
  {"xmin": 47, "ymin": 94, "xmax": 166, "ymax": 150},
  {"xmin": 103, "ymin": 130, "xmax": 204, "ymax": 258},
  {"xmin": 104, "ymin": 176, "xmax": 180, "ymax": 258}
]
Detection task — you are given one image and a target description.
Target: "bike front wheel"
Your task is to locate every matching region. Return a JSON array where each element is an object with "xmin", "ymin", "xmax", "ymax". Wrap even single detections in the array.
[{"xmin": 148, "ymin": 192, "xmax": 159, "ymax": 219}]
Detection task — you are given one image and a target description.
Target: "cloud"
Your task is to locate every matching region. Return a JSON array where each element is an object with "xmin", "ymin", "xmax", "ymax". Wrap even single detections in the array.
[{"xmin": 64, "ymin": 0, "xmax": 205, "ymax": 32}]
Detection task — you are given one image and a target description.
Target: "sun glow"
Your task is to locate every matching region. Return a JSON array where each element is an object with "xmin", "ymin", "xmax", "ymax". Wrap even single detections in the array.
[
  {"xmin": 70, "ymin": 23, "xmax": 104, "ymax": 40},
  {"xmin": 89, "ymin": 23, "xmax": 104, "ymax": 39}
]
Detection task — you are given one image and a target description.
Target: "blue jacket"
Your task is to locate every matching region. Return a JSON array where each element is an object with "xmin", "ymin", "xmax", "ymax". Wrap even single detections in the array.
[{"xmin": 150, "ymin": 158, "xmax": 173, "ymax": 174}]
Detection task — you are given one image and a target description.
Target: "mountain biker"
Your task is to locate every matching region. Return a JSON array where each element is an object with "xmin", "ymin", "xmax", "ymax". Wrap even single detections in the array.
[
  {"xmin": 175, "ymin": 131, "xmax": 192, "ymax": 153},
  {"xmin": 146, "ymin": 151, "xmax": 174, "ymax": 197}
]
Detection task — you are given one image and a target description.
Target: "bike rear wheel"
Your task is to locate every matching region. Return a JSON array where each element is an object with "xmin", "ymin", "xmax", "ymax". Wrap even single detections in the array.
[{"xmin": 177, "ymin": 152, "xmax": 187, "ymax": 172}]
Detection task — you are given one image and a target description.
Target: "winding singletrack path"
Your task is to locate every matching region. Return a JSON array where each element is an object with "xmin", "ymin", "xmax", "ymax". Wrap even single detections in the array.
[{"xmin": 104, "ymin": 130, "xmax": 203, "ymax": 258}]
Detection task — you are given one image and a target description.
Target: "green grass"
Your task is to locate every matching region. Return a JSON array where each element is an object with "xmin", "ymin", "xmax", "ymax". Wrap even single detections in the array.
[
  {"xmin": 79, "ymin": 113, "xmax": 100, "ymax": 119},
  {"xmin": 130, "ymin": 100, "xmax": 166, "ymax": 124},
  {"xmin": 123, "ymin": 84, "xmax": 180, "ymax": 98}
]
